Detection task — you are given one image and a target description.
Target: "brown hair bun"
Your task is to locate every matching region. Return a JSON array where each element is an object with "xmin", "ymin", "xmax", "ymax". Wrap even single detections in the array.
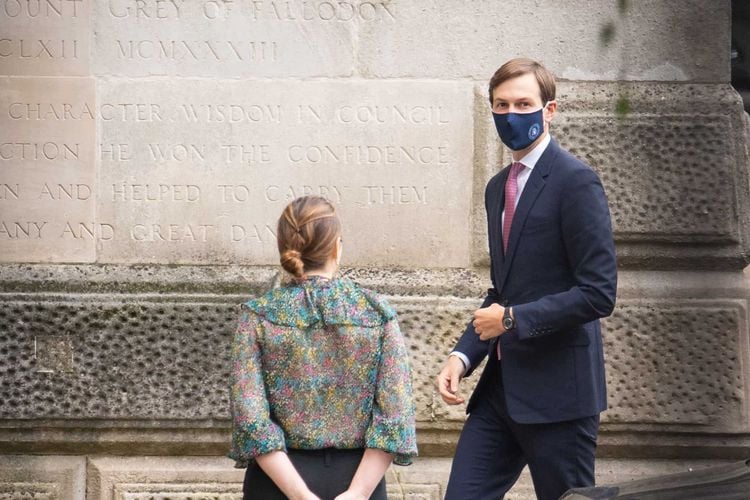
[{"xmin": 280, "ymin": 249, "xmax": 305, "ymax": 279}]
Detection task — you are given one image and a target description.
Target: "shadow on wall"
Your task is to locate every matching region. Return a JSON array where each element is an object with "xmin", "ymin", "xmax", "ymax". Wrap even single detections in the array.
[{"xmin": 733, "ymin": 0, "xmax": 750, "ymax": 113}]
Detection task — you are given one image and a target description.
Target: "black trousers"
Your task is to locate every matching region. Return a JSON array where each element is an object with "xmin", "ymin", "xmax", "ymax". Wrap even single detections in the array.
[
  {"xmin": 243, "ymin": 448, "xmax": 387, "ymax": 500},
  {"xmin": 445, "ymin": 353, "xmax": 599, "ymax": 500}
]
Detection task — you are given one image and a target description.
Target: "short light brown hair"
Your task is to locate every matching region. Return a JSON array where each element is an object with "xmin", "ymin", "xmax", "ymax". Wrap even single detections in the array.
[
  {"xmin": 488, "ymin": 58, "xmax": 556, "ymax": 105},
  {"xmin": 277, "ymin": 195, "xmax": 341, "ymax": 280}
]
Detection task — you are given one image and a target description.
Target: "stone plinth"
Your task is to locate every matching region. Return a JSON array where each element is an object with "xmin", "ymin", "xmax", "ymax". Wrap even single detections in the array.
[
  {"xmin": 0, "ymin": 265, "xmax": 749, "ymax": 459},
  {"xmin": 0, "ymin": 456, "xmax": 85, "ymax": 499},
  {"xmin": 0, "ymin": 455, "xmax": 740, "ymax": 500}
]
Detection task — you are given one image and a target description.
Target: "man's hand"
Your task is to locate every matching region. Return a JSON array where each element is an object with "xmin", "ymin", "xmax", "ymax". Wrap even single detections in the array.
[
  {"xmin": 473, "ymin": 303, "xmax": 506, "ymax": 341},
  {"xmin": 436, "ymin": 355, "xmax": 466, "ymax": 405}
]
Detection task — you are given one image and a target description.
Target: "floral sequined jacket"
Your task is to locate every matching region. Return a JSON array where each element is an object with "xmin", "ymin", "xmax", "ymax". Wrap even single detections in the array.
[{"xmin": 229, "ymin": 276, "xmax": 418, "ymax": 467}]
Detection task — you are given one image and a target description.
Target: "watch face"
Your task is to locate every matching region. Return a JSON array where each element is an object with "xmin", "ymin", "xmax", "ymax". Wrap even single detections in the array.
[{"xmin": 503, "ymin": 316, "xmax": 514, "ymax": 329}]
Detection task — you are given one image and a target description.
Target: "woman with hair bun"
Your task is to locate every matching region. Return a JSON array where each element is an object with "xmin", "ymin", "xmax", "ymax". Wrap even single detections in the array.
[{"xmin": 229, "ymin": 195, "xmax": 417, "ymax": 500}]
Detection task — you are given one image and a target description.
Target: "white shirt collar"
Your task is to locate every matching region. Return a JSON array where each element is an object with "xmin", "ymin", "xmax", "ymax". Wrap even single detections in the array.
[{"xmin": 516, "ymin": 133, "xmax": 551, "ymax": 170}]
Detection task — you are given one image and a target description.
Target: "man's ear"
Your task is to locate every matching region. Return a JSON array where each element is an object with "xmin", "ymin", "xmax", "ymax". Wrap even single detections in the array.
[{"xmin": 544, "ymin": 100, "xmax": 558, "ymax": 124}]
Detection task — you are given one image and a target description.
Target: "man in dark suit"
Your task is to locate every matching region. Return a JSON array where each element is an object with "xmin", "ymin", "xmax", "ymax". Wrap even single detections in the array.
[{"xmin": 436, "ymin": 58, "xmax": 617, "ymax": 500}]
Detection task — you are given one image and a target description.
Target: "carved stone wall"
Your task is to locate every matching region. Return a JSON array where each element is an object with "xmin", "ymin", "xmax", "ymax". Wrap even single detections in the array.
[{"xmin": 2, "ymin": 0, "xmax": 749, "ymax": 498}]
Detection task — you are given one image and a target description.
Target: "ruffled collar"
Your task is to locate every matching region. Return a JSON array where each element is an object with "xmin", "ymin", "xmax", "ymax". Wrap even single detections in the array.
[{"xmin": 242, "ymin": 276, "xmax": 395, "ymax": 328}]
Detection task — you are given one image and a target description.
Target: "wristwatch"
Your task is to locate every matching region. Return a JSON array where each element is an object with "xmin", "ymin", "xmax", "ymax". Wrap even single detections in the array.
[{"xmin": 502, "ymin": 307, "xmax": 516, "ymax": 331}]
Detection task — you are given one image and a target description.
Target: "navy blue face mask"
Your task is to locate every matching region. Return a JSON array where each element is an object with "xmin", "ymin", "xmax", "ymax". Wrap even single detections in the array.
[{"xmin": 492, "ymin": 104, "xmax": 547, "ymax": 151}]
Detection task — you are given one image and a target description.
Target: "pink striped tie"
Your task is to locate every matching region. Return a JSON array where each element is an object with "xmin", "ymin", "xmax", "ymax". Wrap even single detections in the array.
[
  {"xmin": 498, "ymin": 162, "xmax": 523, "ymax": 360},
  {"xmin": 502, "ymin": 162, "xmax": 524, "ymax": 252}
]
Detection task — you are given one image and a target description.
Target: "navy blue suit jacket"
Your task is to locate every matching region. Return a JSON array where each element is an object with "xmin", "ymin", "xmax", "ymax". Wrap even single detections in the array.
[{"xmin": 455, "ymin": 137, "xmax": 617, "ymax": 424}]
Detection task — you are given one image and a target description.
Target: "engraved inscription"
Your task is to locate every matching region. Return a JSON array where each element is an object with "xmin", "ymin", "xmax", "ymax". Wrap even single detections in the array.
[
  {"xmin": 61, "ymin": 222, "xmax": 114, "ymax": 240},
  {"xmin": 220, "ymin": 144, "xmax": 271, "ymax": 164},
  {"xmin": 112, "ymin": 183, "xmax": 201, "ymax": 202},
  {"xmin": 363, "ymin": 185, "xmax": 428, "ymax": 205},
  {"xmin": 100, "ymin": 103, "xmax": 163, "ymax": 121},
  {"xmin": 1, "ymin": 0, "xmax": 84, "ymax": 17},
  {"xmin": 180, "ymin": 103, "xmax": 280, "ymax": 123},
  {"xmin": 147, "ymin": 143, "xmax": 205, "ymax": 162},
  {"xmin": 286, "ymin": 144, "xmax": 449, "ymax": 165},
  {"xmin": 131, "ymin": 223, "xmax": 214, "ymax": 242},
  {"xmin": 0, "ymin": 80, "xmax": 96, "ymax": 262},
  {"xmin": 218, "ymin": 184, "xmax": 251, "ymax": 202},
  {"xmin": 257, "ymin": 0, "xmax": 396, "ymax": 21},
  {"xmin": 0, "ymin": 39, "xmax": 80, "ymax": 59},
  {"xmin": 107, "ymin": 0, "xmax": 184, "ymax": 18},
  {"xmin": 230, "ymin": 223, "xmax": 276, "ymax": 243},
  {"xmin": 0, "ymin": 142, "xmax": 79, "ymax": 160},
  {"xmin": 0, "ymin": 183, "xmax": 92, "ymax": 201},
  {"xmin": 0, "ymin": 183, "xmax": 19, "ymax": 199},
  {"xmin": 0, "ymin": 221, "xmax": 46, "ymax": 239},
  {"xmin": 39, "ymin": 183, "xmax": 91, "ymax": 200},
  {"xmin": 7, "ymin": 101, "xmax": 95, "ymax": 120},
  {"xmin": 115, "ymin": 39, "xmax": 278, "ymax": 62},
  {"xmin": 105, "ymin": 0, "xmax": 396, "ymax": 22},
  {"xmin": 96, "ymin": 81, "xmax": 473, "ymax": 265},
  {"xmin": 100, "ymin": 143, "xmax": 132, "ymax": 160},
  {"xmin": 0, "ymin": 221, "xmax": 117, "ymax": 240},
  {"xmin": 335, "ymin": 105, "xmax": 449, "ymax": 125},
  {"xmin": 93, "ymin": 102, "xmax": 448, "ymax": 125},
  {"xmin": 295, "ymin": 104, "xmax": 450, "ymax": 125},
  {"xmin": 263, "ymin": 184, "xmax": 344, "ymax": 203}
]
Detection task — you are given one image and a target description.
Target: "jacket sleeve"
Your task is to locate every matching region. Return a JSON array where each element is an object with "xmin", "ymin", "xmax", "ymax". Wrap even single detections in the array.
[
  {"xmin": 452, "ymin": 293, "xmax": 496, "ymax": 377},
  {"xmin": 453, "ymin": 174, "xmax": 502, "ymax": 375},
  {"xmin": 228, "ymin": 311, "xmax": 286, "ymax": 463},
  {"xmin": 513, "ymin": 167, "xmax": 618, "ymax": 341},
  {"xmin": 365, "ymin": 317, "xmax": 418, "ymax": 465}
]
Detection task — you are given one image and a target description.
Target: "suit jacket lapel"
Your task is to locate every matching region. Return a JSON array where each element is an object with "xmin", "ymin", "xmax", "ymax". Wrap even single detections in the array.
[
  {"xmin": 489, "ymin": 168, "xmax": 508, "ymax": 268},
  {"xmin": 496, "ymin": 139, "xmax": 560, "ymax": 295}
]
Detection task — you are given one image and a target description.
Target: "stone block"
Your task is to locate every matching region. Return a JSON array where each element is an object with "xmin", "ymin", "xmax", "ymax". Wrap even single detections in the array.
[
  {"xmin": 86, "ymin": 456, "xmax": 243, "ymax": 500},
  {"xmin": 601, "ymin": 301, "xmax": 745, "ymax": 426},
  {"xmin": 0, "ymin": 76, "xmax": 97, "ymax": 263},
  {"xmin": 358, "ymin": 0, "xmax": 729, "ymax": 82},
  {"xmin": 0, "ymin": 455, "xmax": 85, "ymax": 500},
  {"xmin": 0, "ymin": 291, "xmax": 483, "ymax": 422},
  {"xmin": 96, "ymin": 79, "xmax": 474, "ymax": 267},
  {"xmin": 2, "ymin": 456, "xmax": 732, "ymax": 499},
  {"xmin": 0, "ymin": 297, "xmax": 241, "ymax": 419},
  {"xmin": 92, "ymin": 0, "xmax": 372, "ymax": 77},
  {"xmin": 34, "ymin": 334, "xmax": 74, "ymax": 373},
  {"xmin": 1, "ymin": 266, "xmax": 750, "ymax": 457},
  {"xmin": 0, "ymin": 0, "xmax": 91, "ymax": 76},
  {"xmin": 0, "ymin": 267, "xmax": 748, "ymax": 432},
  {"xmin": 391, "ymin": 296, "xmax": 482, "ymax": 423},
  {"xmin": 555, "ymin": 83, "xmax": 745, "ymax": 243},
  {"xmin": 53, "ymin": 456, "xmax": 736, "ymax": 500},
  {"xmin": 386, "ymin": 459, "xmax": 452, "ymax": 499}
]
